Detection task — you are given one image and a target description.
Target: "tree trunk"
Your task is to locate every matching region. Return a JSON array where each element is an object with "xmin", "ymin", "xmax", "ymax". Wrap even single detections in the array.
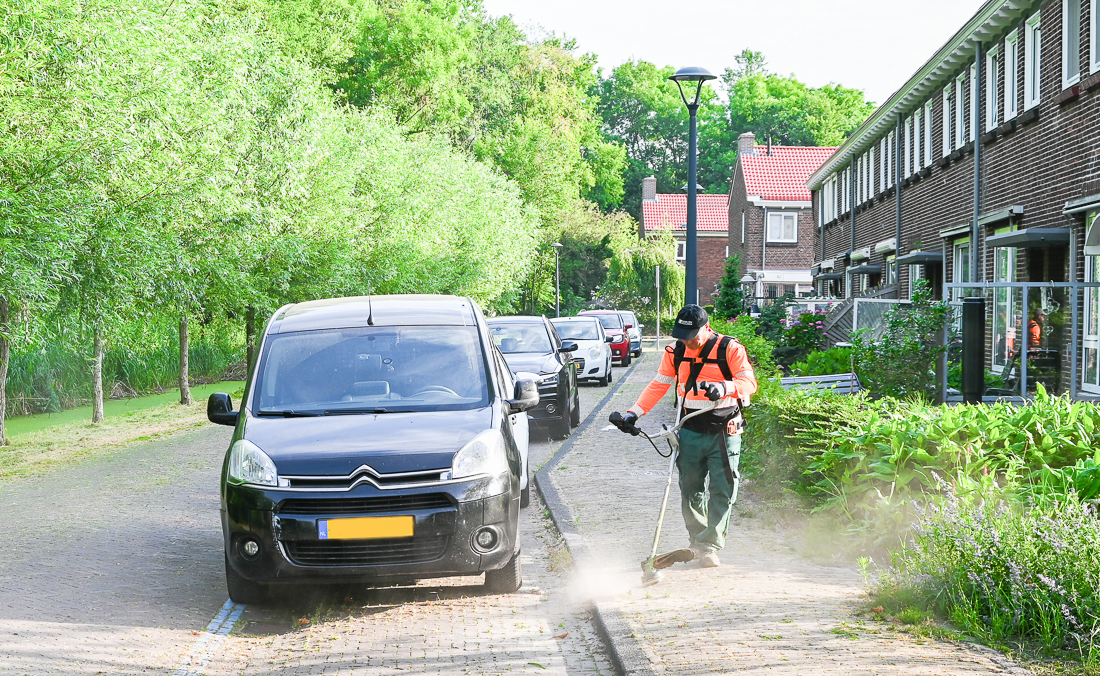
[
  {"xmin": 0, "ymin": 296, "xmax": 10, "ymax": 447},
  {"xmin": 179, "ymin": 313, "xmax": 192, "ymax": 405},
  {"xmin": 245, "ymin": 306, "xmax": 256, "ymax": 375},
  {"xmin": 92, "ymin": 325, "xmax": 104, "ymax": 424}
]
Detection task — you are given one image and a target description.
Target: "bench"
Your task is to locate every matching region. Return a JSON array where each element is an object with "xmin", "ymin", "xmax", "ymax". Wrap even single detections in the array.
[{"xmin": 779, "ymin": 373, "xmax": 864, "ymax": 395}]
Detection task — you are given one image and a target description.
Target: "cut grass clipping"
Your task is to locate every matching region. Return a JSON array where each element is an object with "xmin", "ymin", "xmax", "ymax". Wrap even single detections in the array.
[{"xmin": 0, "ymin": 399, "xmax": 214, "ymax": 480}]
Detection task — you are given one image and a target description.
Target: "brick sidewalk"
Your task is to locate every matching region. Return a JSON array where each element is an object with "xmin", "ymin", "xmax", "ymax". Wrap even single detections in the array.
[{"xmin": 547, "ymin": 371, "xmax": 1031, "ymax": 675}]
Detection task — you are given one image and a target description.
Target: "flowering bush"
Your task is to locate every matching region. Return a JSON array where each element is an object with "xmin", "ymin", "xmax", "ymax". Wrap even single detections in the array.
[{"xmin": 780, "ymin": 310, "xmax": 827, "ymax": 357}]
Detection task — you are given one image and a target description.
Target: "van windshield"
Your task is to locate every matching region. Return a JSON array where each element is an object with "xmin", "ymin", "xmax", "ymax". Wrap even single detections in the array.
[{"xmin": 253, "ymin": 326, "xmax": 489, "ymax": 414}]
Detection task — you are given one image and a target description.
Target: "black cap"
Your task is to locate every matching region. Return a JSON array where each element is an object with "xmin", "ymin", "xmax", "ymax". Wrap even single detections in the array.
[{"xmin": 671, "ymin": 304, "xmax": 709, "ymax": 340}]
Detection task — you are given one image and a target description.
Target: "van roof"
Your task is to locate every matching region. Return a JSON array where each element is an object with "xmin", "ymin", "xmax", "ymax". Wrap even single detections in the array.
[{"xmin": 272, "ymin": 295, "xmax": 477, "ymax": 333}]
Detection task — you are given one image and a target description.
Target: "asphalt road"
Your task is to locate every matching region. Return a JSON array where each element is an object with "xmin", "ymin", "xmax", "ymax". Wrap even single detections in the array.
[{"xmin": 0, "ymin": 358, "xmax": 639, "ymax": 675}]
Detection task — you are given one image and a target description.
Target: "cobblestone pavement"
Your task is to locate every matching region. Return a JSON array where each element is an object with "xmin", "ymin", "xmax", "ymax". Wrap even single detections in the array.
[
  {"xmin": 0, "ymin": 367, "xmax": 624, "ymax": 675},
  {"xmin": 549, "ymin": 368, "xmax": 1032, "ymax": 675}
]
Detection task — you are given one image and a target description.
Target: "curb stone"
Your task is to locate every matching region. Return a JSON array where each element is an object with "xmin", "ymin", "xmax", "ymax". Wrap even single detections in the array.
[{"xmin": 534, "ymin": 356, "xmax": 658, "ymax": 676}]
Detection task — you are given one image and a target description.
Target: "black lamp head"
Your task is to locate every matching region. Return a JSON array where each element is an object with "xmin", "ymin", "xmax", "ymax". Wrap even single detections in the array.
[{"xmin": 670, "ymin": 66, "xmax": 716, "ymax": 109}]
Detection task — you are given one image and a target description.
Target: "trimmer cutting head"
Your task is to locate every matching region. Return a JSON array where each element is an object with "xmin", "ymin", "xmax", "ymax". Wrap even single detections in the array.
[{"xmin": 640, "ymin": 557, "xmax": 663, "ymax": 586}]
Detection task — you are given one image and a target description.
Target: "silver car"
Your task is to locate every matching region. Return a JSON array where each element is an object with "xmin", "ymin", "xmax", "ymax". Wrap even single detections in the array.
[{"xmin": 618, "ymin": 311, "xmax": 643, "ymax": 358}]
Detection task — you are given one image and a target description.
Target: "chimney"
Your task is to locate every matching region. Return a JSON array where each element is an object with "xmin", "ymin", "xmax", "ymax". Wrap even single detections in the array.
[
  {"xmin": 642, "ymin": 175, "xmax": 657, "ymax": 201},
  {"xmin": 738, "ymin": 132, "xmax": 756, "ymax": 155}
]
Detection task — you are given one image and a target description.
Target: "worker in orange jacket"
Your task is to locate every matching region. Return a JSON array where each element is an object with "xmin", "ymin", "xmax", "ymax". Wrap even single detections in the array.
[{"xmin": 613, "ymin": 305, "xmax": 757, "ymax": 568}]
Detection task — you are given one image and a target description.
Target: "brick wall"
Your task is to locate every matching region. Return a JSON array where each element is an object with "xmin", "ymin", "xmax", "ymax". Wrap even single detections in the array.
[{"xmin": 727, "ymin": 159, "xmax": 816, "ymax": 276}]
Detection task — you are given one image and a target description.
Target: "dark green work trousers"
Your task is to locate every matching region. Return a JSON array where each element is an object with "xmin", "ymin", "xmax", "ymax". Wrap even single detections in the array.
[{"xmin": 676, "ymin": 428, "xmax": 742, "ymax": 552}]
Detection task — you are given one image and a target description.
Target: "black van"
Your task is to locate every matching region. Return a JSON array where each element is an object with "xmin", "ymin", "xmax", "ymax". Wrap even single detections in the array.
[{"xmin": 206, "ymin": 295, "xmax": 538, "ymax": 603}]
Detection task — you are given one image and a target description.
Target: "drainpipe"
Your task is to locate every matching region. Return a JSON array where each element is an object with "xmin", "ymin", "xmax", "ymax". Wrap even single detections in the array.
[
  {"xmin": 895, "ymin": 114, "xmax": 903, "ymax": 298},
  {"xmin": 972, "ymin": 42, "xmax": 983, "ymax": 283},
  {"xmin": 762, "ymin": 208, "xmax": 767, "ymax": 272}
]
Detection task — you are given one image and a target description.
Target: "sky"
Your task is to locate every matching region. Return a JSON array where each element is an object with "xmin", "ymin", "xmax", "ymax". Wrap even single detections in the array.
[{"xmin": 481, "ymin": 0, "xmax": 989, "ymax": 107}]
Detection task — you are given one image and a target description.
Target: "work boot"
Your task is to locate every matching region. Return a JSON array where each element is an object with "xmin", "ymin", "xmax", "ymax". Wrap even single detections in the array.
[{"xmin": 698, "ymin": 549, "xmax": 720, "ymax": 568}]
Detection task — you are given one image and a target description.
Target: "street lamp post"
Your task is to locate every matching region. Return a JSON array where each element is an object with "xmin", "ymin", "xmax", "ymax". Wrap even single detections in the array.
[
  {"xmin": 551, "ymin": 242, "xmax": 563, "ymax": 318},
  {"xmin": 670, "ymin": 66, "xmax": 716, "ymax": 307}
]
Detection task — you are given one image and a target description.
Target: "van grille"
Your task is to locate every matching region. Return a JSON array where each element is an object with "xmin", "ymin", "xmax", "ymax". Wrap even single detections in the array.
[
  {"xmin": 277, "ymin": 494, "xmax": 454, "ymax": 516},
  {"xmin": 283, "ymin": 536, "xmax": 449, "ymax": 567}
]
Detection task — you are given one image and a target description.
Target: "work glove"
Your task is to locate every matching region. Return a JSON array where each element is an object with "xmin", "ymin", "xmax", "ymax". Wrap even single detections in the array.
[
  {"xmin": 609, "ymin": 411, "xmax": 640, "ymax": 436},
  {"xmin": 702, "ymin": 381, "xmax": 726, "ymax": 402}
]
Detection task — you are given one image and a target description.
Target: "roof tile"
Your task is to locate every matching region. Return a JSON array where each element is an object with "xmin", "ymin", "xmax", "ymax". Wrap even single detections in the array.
[
  {"xmin": 740, "ymin": 146, "xmax": 837, "ymax": 202},
  {"xmin": 642, "ymin": 194, "xmax": 728, "ymax": 233}
]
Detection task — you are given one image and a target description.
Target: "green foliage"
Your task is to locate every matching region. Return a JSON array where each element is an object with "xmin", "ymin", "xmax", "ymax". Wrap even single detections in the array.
[
  {"xmin": 755, "ymin": 295, "xmax": 793, "ymax": 345},
  {"xmin": 714, "ymin": 255, "xmax": 746, "ymax": 319},
  {"xmin": 709, "ymin": 317, "xmax": 777, "ymax": 381},
  {"xmin": 852, "ymin": 281, "xmax": 950, "ymax": 401},
  {"xmin": 792, "ymin": 347, "xmax": 854, "ymax": 377},
  {"xmin": 780, "ymin": 310, "xmax": 827, "ymax": 358}
]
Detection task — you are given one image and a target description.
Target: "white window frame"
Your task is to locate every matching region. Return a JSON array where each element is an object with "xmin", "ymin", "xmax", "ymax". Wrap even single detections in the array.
[
  {"xmin": 887, "ymin": 131, "xmax": 895, "ymax": 187},
  {"xmin": 767, "ymin": 212, "xmax": 798, "ymax": 244},
  {"xmin": 1025, "ymin": 12, "xmax": 1042, "ymax": 110},
  {"xmin": 1006, "ymin": 29, "xmax": 1020, "ymax": 119},
  {"xmin": 1092, "ymin": 0, "xmax": 1100, "ymax": 73},
  {"xmin": 1083, "ymin": 211, "xmax": 1100, "ymax": 392},
  {"xmin": 986, "ymin": 46, "xmax": 1001, "ymax": 130},
  {"xmin": 868, "ymin": 147, "xmax": 875, "ymax": 198},
  {"xmin": 942, "ymin": 87, "xmax": 953, "ymax": 155},
  {"xmin": 908, "ymin": 264, "xmax": 923, "ymax": 298},
  {"xmin": 904, "ymin": 116, "xmax": 913, "ymax": 177},
  {"xmin": 1064, "ymin": 0, "xmax": 1082, "ymax": 88},
  {"xmin": 953, "ymin": 238, "xmax": 971, "ymax": 302},
  {"xmin": 969, "ymin": 63, "xmax": 978, "ymax": 141},
  {"xmin": 885, "ymin": 254, "xmax": 898, "ymax": 286},
  {"xmin": 991, "ymin": 225, "xmax": 1018, "ymax": 373},
  {"xmin": 912, "ymin": 111, "xmax": 921, "ymax": 174},
  {"xmin": 675, "ymin": 240, "xmax": 686, "ymax": 262},
  {"xmin": 924, "ymin": 100, "xmax": 934, "ymax": 166},
  {"xmin": 955, "ymin": 72, "xmax": 967, "ymax": 149}
]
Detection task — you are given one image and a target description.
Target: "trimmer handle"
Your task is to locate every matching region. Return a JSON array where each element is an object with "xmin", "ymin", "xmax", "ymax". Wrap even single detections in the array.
[{"xmin": 609, "ymin": 411, "xmax": 641, "ymax": 436}]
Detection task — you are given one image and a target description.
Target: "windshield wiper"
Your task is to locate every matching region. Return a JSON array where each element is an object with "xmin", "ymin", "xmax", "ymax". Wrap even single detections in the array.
[
  {"xmin": 323, "ymin": 407, "xmax": 392, "ymax": 415},
  {"xmin": 257, "ymin": 410, "xmax": 324, "ymax": 417}
]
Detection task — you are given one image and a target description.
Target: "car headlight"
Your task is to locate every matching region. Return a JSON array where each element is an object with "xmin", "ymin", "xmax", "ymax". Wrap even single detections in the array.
[
  {"xmin": 538, "ymin": 372, "xmax": 559, "ymax": 384},
  {"xmin": 227, "ymin": 439, "xmax": 278, "ymax": 486},
  {"xmin": 588, "ymin": 346, "xmax": 601, "ymax": 358},
  {"xmin": 452, "ymin": 429, "xmax": 508, "ymax": 479}
]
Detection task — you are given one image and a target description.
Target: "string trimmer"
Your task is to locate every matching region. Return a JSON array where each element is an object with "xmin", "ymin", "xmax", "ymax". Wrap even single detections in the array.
[{"xmin": 610, "ymin": 394, "xmax": 718, "ymax": 586}]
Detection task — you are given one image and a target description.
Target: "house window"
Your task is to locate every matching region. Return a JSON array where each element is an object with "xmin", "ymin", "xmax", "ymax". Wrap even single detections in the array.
[
  {"xmin": 1026, "ymin": 11, "xmax": 1042, "ymax": 110},
  {"xmin": 885, "ymin": 254, "xmax": 898, "ymax": 286},
  {"xmin": 942, "ymin": 87, "xmax": 953, "ymax": 155},
  {"xmin": 987, "ymin": 46, "xmax": 1001, "ymax": 130},
  {"xmin": 1006, "ymin": 29, "xmax": 1020, "ymax": 119},
  {"xmin": 880, "ymin": 137, "xmax": 888, "ymax": 191},
  {"xmin": 907, "ymin": 116, "xmax": 916, "ymax": 177},
  {"xmin": 1083, "ymin": 211, "xmax": 1100, "ymax": 391},
  {"xmin": 1065, "ymin": 0, "xmax": 1082, "ymax": 87},
  {"xmin": 969, "ymin": 63, "xmax": 978, "ymax": 141},
  {"xmin": 868, "ymin": 147, "xmax": 876, "ymax": 198},
  {"xmin": 887, "ymin": 131, "xmax": 895, "ymax": 186},
  {"xmin": 767, "ymin": 212, "xmax": 797, "ymax": 243},
  {"xmin": 955, "ymin": 72, "xmax": 967, "ymax": 149},
  {"xmin": 1092, "ymin": 0, "xmax": 1100, "ymax": 73},
  {"xmin": 953, "ymin": 238, "xmax": 971, "ymax": 301},
  {"xmin": 991, "ymin": 226, "xmax": 1017, "ymax": 372},
  {"xmin": 908, "ymin": 264, "xmax": 923, "ymax": 298},
  {"xmin": 675, "ymin": 241, "xmax": 685, "ymax": 262},
  {"xmin": 924, "ymin": 101, "xmax": 934, "ymax": 167}
]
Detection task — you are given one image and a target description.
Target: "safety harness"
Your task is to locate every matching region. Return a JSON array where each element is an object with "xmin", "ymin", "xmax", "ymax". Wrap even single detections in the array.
[{"xmin": 668, "ymin": 333, "xmax": 744, "ymax": 484}]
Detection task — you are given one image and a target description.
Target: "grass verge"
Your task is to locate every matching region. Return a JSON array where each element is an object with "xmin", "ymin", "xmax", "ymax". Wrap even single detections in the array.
[{"xmin": 0, "ymin": 398, "xmax": 217, "ymax": 480}]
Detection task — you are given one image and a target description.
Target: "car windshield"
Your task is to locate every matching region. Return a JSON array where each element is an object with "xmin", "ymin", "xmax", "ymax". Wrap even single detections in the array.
[
  {"xmin": 253, "ymin": 326, "xmax": 489, "ymax": 414},
  {"xmin": 590, "ymin": 314, "xmax": 622, "ymax": 330},
  {"xmin": 623, "ymin": 312, "xmax": 637, "ymax": 326},
  {"xmin": 552, "ymin": 320, "xmax": 599, "ymax": 340},
  {"xmin": 488, "ymin": 323, "xmax": 553, "ymax": 354}
]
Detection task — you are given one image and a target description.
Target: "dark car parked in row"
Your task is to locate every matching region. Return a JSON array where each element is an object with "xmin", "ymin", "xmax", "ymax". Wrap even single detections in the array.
[
  {"xmin": 487, "ymin": 316, "xmax": 580, "ymax": 440},
  {"xmin": 206, "ymin": 295, "xmax": 539, "ymax": 604}
]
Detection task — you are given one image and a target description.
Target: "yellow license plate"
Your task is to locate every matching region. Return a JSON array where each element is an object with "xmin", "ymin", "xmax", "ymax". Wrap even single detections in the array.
[{"xmin": 319, "ymin": 516, "xmax": 414, "ymax": 540}]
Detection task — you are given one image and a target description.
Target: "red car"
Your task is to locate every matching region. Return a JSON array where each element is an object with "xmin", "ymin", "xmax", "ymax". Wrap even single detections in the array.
[{"xmin": 579, "ymin": 310, "xmax": 631, "ymax": 366}]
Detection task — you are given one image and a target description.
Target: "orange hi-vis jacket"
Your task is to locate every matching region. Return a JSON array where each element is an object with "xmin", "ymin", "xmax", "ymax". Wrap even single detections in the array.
[{"xmin": 627, "ymin": 333, "xmax": 757, "ymax": 425}]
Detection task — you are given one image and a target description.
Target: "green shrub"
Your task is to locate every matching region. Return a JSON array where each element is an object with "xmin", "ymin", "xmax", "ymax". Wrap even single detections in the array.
[
  {"xmin": 878, "ymin": 485, "xmax": 1100, "ymax": 656},
  {"xmin": 710, "ymin": 316, "xmax": 777, "ymax": 380},
  {"xmin": 792, "ymin": 347, "xmax": 853, "ymax": 376}
]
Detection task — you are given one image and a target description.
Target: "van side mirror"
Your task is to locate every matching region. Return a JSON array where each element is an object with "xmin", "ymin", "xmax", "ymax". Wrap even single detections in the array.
[
  {"xmin": 207, "ymin": 393, "xmax": 239, "ymax": 426},
  {"xmin": 508, "ymin": 379, "xmax": 539, "ymax": 414},
  {"xmin": 559, "ymin": 340, "xmax": 579, "ymax": 353}
]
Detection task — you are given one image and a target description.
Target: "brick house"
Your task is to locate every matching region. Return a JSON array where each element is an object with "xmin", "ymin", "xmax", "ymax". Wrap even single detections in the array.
[
  {"xmin": 727, "ymin": 132, "xmax": 837, "ymax": 303},
  {"xmin": 641, "ymin": 177, "xmax": 729, "ymax": 305},
  {"xmin": 808, "ymin": 0, "xmax": 1100, "ymax": 400}
]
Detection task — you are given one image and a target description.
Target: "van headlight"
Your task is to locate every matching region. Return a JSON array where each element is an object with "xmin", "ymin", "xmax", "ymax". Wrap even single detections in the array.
[
  {"xmin": 227, "ymin": 439, "xmax": 278, "ymax": 486},
  {"xmin": 452, "ymin": 430, "xmax": 508, "ymax": 479}
]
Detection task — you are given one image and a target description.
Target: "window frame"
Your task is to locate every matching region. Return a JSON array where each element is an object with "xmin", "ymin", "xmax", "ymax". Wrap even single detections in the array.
[
  {"xmin": 675, "ymin": 240, "xmax": 685, "ymax": 262},
  {"xmin": 991, "ymin": 225, "xmax": 1018, "ymax": 373},
  {"xmin": 955, "ymin": 71, "xmax": 967, "ymax": 149},
  {"xmin": 924, "ymin": 100, "xmax": 934, "ymax": 167},
  {"xmin": 766, "ymin": 211, "xmax": 798, "ymax": 244},
  {"xmin": 1006, "ymin": 29, "xmax": 1020, "ymax": 119},
  {"xmin": 1064, "ymin": 0, "xmax": 1082, "ymax": 88},
  {"xmin": 1092, "ymin": 0, "xmax": 1100, "ymax": 74},
  {"xmin": 942, "ymin": 87, "xmax": 953, "ymax": 155},
  {"xmin": 986, "ymin": 46, "xmax": 1001, "ymax": 130},
  {"xmin": 969, "ymin": 63, "xmax": 978, "ymax": 141},
  {"xmin": 1025, "ymin": 11, "xmax": 1042, "ymax": 110}
]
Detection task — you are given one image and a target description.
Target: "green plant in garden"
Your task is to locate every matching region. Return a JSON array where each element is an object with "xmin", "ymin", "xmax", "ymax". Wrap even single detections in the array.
[
  {"xmin": 779, "ymin": 310, "xmax": 827, "ymax": 366},
  {"xmin": 852, "ymin": 280, "xmax": 950, "ymax": 401},
  {"xmin": 792, "ymin": 347, "xmax": 854, "ymax": 376},
  {"xmin": 714, "ymin": 255, "xmax": 746, "ymax": 319},
  {"xmin": 710, "ymin": 316, "xmax": 777, "ymax": 382}
]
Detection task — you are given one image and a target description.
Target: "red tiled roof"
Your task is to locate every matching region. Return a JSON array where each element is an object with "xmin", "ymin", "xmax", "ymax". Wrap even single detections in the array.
[
  {"xmin": 740, "ymin": 146, "xmax": 837, "ymax": 202},
  {"xmin": 642, "ymin": 194, "xmax": 728, "ymax": 233}
]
